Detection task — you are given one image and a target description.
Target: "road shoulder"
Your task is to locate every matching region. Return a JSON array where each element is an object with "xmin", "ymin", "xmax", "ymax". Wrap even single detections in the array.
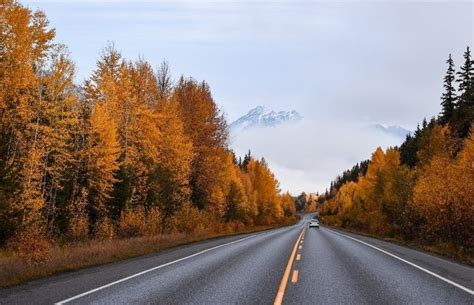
[{"xmin": 325, "ymin": 226, "xmax": 474, "ymax": 292}]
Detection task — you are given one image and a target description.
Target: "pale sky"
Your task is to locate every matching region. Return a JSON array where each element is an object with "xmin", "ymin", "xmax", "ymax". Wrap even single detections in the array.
[{"xmin": 23, "ymin": 0, "xmax": 473, "ymax": 194}]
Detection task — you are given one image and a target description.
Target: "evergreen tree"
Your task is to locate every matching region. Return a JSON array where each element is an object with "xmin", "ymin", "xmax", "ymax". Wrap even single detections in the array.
[
  {"xmin": 456, "ymin": 47, "xmax": 473, "ymax": 95},
  {"xmin": 454, "ymin": 46, "xmax": 474, "ymax": 138},
  {"xmin": 439, "ymin": 54, "xmax": 456, "ymax": 124},
  {"xmin": 242, "ymin": 150, "xmax": 252, "ymax": 169},
  {"xmin": 399, "ymin": 133, "xmax": 418, "ymax": 167}
]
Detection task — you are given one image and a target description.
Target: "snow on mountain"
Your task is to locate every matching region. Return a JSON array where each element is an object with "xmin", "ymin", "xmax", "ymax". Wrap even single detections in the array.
[
  {"xmin": 372, "ymin": 124, "xmax": 410, "ymax": 139},
  {"xmin": 229, "ymin": 106, "xmax": 303, "ymax": 133}
]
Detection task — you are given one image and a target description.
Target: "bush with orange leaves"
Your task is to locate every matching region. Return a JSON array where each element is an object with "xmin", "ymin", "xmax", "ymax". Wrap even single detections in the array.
[
  {"xmin": 117, "ymin": 207, "xmax": 147, "ymax": 238},
  {"xmin": 7, "ymin": 225, "xmax": 53, "ymax": 264},
  {"xmin": 94, "ymin": 217, "xmax": 115, "ymax": 240}
]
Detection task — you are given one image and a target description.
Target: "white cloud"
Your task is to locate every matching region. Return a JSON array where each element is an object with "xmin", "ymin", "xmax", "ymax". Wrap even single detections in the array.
[{"xmin": 230, "ymin": 118, "xmax": 405, "ymax": 195}]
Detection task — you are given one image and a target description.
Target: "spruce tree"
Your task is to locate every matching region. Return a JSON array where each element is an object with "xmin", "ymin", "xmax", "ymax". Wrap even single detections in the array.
[
  {"xmin": 439, "ymin": 54, "xmax": 456, "ymax": 124},
  {"xmin": 456, "ymin": 47, "xmax": 473, "ymax": 95},
  {"xmin": 454, "ymin": 46, "xmax": 474, "ymax": 138},
  {"xmin": 242, "ymin": 150, "xmax": 252, "ymax": 169}
]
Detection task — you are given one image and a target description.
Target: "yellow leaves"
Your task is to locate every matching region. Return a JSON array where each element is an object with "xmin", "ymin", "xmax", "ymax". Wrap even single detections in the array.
[
  {"xmin": 412, "ymin": 131, "xmax": 474, "ymax": 245},
  {"xmin": 280, "ymin": 192, "xmax": 296, "ymax": 217},
  {"xmin": 417, "ymin": 125, "xmax": 453, "ymax": 168},
  {"xmin": 0, "ymin": 1, "xmax": 294, "ymax": 246},
  {"xmin": 117, "ymin": 207, "xmax": 146, "ymax": 238},
  {"xmin": 246, "ymin": 159, "xmax": 283, "ymax": 223},
  {"xmin": 459, "ymin": 127, "xmax": 474, "ymax": 168},
  {"xmin": 87, "ymin": 103, "xmax": 120, "ymax": 206},
  {"xmin": 335, "ymin": 181, "xmax": 357, "ymax": 212},
  {"xmin": 325, "ymin": 125, "xmax": 473, "ymax": 249},
  {"xmin": 152, "ymin": 100, "xmax": 193, "ymax": 213}
]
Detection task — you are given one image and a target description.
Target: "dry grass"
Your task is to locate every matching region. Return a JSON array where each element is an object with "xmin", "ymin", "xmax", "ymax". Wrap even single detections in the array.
[{"xmin": 0, "ymin": 223, "xmax": 288, "ymax": 288}]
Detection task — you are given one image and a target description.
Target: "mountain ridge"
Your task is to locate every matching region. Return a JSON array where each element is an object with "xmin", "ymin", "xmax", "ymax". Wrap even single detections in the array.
[{"xmin": 229, "ymin": 106, "xmax": 303, "ymax": 132}]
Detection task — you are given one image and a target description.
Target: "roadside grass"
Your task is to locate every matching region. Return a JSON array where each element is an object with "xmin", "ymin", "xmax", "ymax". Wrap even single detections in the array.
[
  {"xmin": 323, "ymin": 223, "xmax": 474, "ymax": 266},
  {"xmin": 0, "ymin": 221, "xmax": 295, "ymax": 288}
]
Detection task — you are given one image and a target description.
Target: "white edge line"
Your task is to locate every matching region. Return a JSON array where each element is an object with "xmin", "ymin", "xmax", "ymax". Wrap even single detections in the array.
[
  {"xmin": 327, "ymin": 228, "xmax": 474, "ymax": 295},
  {"xmin": 55, "ymin": 234, "xmax": 257, "ymax": 304}
]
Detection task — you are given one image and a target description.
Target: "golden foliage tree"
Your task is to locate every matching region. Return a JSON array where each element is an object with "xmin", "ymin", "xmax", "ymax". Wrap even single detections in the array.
[{"xmin": 412, "ymin": 128, "xmax": 474, "ymax": 249}]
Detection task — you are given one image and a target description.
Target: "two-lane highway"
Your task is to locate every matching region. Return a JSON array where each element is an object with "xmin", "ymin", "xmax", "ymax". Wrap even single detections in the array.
[{"xmin": 0, "ymin": 214, "xmax": 472, "ymax": 304}]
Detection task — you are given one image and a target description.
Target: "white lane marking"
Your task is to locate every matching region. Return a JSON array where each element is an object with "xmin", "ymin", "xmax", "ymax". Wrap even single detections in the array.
[
  {"xmin": 55, "ymin": 234, "xmax": 257, "ymax": 304},
  {"xmin": 327, "ymin": 228, "xmax": 474, "ymax": 295}
]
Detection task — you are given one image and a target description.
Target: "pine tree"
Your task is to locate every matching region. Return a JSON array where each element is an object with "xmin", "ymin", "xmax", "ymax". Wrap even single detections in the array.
[
  {"xmin": 456, "ymin": 47, "xmax": 473, "ymax": 95},
  {"xmin": 439, "ymin": 54, "xmax": 456, "ymax": 124},
  {"xmin": 454, "ymin": 46, "xmax": 474, "ymax": 138},
  {"xmin": 242, "ymin": 150, "xmax": 252, "ymax": 169}
]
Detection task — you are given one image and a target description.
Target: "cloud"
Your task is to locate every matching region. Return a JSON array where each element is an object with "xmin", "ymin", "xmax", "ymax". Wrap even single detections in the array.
[{"xmin": 230, "ymin": 118, "xmax": 405, "ymax": 194}]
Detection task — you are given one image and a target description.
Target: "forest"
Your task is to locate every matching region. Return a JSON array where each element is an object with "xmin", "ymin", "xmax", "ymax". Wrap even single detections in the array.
[
  {"xmin": 0, "ymin": 0, "xmax": 296, "ymax": 278},
  {"xmin": 320, "ymin": 47, "xmax": 474, "ymax": 262}
]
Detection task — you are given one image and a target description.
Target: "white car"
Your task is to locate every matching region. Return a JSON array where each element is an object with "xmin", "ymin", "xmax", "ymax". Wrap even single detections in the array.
[{"xmin": 309, "ymin": 219, "xmax": 320, "ymax": 228}]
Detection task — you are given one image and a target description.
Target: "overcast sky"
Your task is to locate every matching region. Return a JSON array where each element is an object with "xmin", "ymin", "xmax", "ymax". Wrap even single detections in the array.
[{"xmin": 24, "ymin": 0, "xmax": 473, "ymax": 194}]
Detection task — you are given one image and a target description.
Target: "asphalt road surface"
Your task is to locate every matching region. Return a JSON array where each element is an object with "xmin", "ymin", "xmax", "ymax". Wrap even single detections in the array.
[{"xmin": 1, "ymin": 214, "xmax": 473, "ymax": 305}]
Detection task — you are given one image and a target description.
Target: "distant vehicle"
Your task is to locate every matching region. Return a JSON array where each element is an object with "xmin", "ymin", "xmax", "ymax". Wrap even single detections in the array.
[{"xmin": 309, "ymin": 219, "xmax": 319, "ymax": 228}]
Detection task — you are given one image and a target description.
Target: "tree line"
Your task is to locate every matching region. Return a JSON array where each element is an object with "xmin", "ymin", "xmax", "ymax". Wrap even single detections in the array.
[
  {"xmin": 320, "ymin": 47, "xmax": 474, "ymax": 259},
  {"xmin": 0, "ymin": 1, "xmax": 296, "ymax": 251}
]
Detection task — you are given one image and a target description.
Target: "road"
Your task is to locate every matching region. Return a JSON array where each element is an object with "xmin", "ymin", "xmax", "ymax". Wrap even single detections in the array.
[{"xmin": 1, "ymin": 214, "xmax": 473, "ymax": 305}]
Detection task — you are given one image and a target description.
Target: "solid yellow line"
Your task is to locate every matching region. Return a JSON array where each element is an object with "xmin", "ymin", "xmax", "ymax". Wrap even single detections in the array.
[
  {"xmin": 296, "ymin": 254, "xmax": 301, "ymax": 261},
  {"xmin": 273, "ymin": 228, "xmax": 304, "ymax": 305},
  {"xmin": 292, "ymin": 270, "xmax": 299, "ymax": 283}
]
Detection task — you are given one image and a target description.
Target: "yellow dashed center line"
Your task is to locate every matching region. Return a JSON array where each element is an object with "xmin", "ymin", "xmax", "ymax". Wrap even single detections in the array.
[
  {"xmin": 291, "ymin": 270, "xmax": 299, "ymax": 284},
  {"xmin": 273, "ymin": 228, "xmax": 304, "ymax": 305}
]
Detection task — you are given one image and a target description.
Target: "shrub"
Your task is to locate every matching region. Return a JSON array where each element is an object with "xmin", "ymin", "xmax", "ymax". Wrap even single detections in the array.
[
  {"xmin": 94, "ymin": 217, "xmax": 115, "ymax": 240},
  {"xmin": 117, "ymin": 207, "xmax": 146, "ymax": 238},
  {"xmin": 7, "ymin": 225, "xmax": 53, "ymax": 264},
  {"xmin": 145, "ymin": 207, "xmax": 162, "ymax": 236}
]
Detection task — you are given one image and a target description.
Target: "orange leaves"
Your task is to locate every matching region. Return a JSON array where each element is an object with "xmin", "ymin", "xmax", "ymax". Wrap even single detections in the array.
[
  {"xmin": 416, "ymin": 125, "xmax": 453, "ymax": 168},
  {"xmin": 322, "ymin": 125, "xmax": 473, "ymax": 254},
  {"xmin": 0, "ymin": 1, "xmax": 294, "ymax": 249},
  {"xmin": 246, "ymin": 159, "xmax": 284, "ymax": 224},
  {"xmin": 412, "ymin": 131, "xmax": 474, "ymax": 247},
  {"xmin": 86, "ymin": 103, "xmax": 120, "ymax": 209}
]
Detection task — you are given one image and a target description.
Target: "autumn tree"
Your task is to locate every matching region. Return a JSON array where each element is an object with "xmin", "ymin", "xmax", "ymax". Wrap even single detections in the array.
[
  {"xmin": 0, "ymin": 1, "xmax": 81, "ymax": 243},
  {"xmin": 412, "ymin": 129, "xmax": 474, "ymax": 250},
  {"xmin": 84, "ymin": 103, "xmax": 120, "ymax": 223},
  {"xmin": 151, "ymin": 97, "xmax": 193, "ymax": 217},
  {"xmin": 280, "ymin": 192, "xmax": 296, "ymax": 218},
  {"xmin": 246, "ymin": 158, "xmax": 283, "ymax": 224},
  {"xmin": 172, "ymin": 78, "xmax": 228, "ymax": 213}
]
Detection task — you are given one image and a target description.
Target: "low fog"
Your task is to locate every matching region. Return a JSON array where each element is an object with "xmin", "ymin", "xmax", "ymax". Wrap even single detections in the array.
[{"xmin": 230, "ymin": 118, "xmax": 406, "ymax": 194}]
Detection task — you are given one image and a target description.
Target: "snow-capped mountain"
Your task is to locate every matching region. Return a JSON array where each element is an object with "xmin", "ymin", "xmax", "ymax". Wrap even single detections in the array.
[
  {"xmin": 229, "ymin": 106, "xmax": 303, "ymax": 132},
  {"xmin": 373, "ymin": 124, "xmax": 410, "ymax": 139}
]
